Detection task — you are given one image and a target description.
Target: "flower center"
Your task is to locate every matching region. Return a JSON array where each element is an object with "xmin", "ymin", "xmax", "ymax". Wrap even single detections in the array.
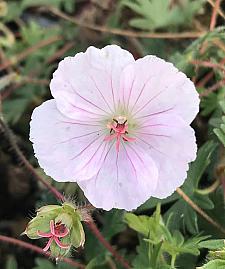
[{"xmin": 104, "ymin": 116, "xmax": 136, "ymax": 152}]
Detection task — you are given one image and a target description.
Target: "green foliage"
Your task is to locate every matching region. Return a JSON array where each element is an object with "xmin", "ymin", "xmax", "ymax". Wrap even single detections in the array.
[
  {"xmin": 198, "ymin": 241, "xmax": 225, "ymax": 269},
  {"xmin": 125, "ymin": 205, "xmax": 208, "ymax": 268},
  {"xmin": 32, "ymin": 258, "xmax": 75, "ymax": 269},
  {"xmin": 21, "ymin": 0, "xmax": 75, "ymax": 12},
  {"xmin": 84, "ymin": 209, "xmax": 125, "ymax": 267},
  {"xmin": 121, "ymin": 0, "xmax": 205, "ymax": 30},
  {"xmin": 199, "ymin": 239, "xmax": 225, "ymax": 250},
  {"xmin": 213, "ymin": 101, "xmax": 225, "ymax": 146},
  {"xmin": 199, "ymin": 259, "xmax": 225, "ymax": 269},
  {"xmin": 5, "ymin": 255, "xmax": 18, "ymax": 269},
  {"xmin": 165, "ymin": 141, "xmax": 217, "ymax": 234}
]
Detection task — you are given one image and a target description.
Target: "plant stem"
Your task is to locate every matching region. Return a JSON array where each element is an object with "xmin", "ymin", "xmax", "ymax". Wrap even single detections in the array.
[
  {"xmin": 176, "ymin": 187, "xmax": 225, "ymax": 234},
  {"xmin": 207, "ymin": 0, "xmax": 225, "ymax": 20},
  {"xmin": 191, "ymin": 59, "xmax": 225, "ymax": 72},
  {"xmin": 0, "ymin": 118, "xmax": 131, "ymax": 269},
  {"xmin": 86, "ymin": 221, "xmax": 130, "ymax": 269},
  {"xmin": 200, "ymin": 78, "xmax": 225, "ymax": 97},
  {"xmin": 0, "ymin": 235, "xmax": 85, "ymax": 268},
  {"xmin": 0, "ymin": 118, "xmax": 64, "ymax": 201},
  {"xmin": 0, "ymin": 35, "xmax": 61, "ymax": 72},
  {"xmin": 45, "ymin": 7, "xmax": 205, "ymax": 39},
  {"xmin": 195, "ymin": 179, "xmax": 221, "ymax": 195},
  {"xmin": 209, "ymin": 0, "xmax": 221, "ymax": 31}
]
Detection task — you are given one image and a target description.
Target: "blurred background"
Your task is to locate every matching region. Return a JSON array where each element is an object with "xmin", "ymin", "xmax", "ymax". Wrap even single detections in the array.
[{"xmin": 0, "ymin": 0, "xmax": 225, "ymax": 268}]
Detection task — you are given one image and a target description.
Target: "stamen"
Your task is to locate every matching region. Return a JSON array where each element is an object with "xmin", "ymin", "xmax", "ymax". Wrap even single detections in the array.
[
  {"xmin": 104, "ymin": 117, "xmax": 135, "ymax": 152},
  {"xmin": 37, "ymin": 220, "xmax": 70, "ymax": 252}
]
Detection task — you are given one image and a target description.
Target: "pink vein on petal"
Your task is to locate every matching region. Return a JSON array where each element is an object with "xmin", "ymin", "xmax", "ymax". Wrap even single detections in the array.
[
  {"xmin": 68, "ymin": 81, "xmax": 111, "ymax": 115},
  {"xmin": 132, "ymin": 88, "xmax": 166, "ymax": 116},
  {"xmin": 89, "ymin": 74, "xmax": 114, "ymax": 113},
  {"xmin": 93, "ymin": 142, "xmax": 115, "ymax": 188},
  {"xmin": 57, "ymin": 121, "xmax": 102, "ymax": 127},
  {"xmin": 122, "ymin": 143, "xmax": 137, "ymax": 181},
  {"xmin": 124, "ymin": 75, "xmax": 136, "ymax": 111},
  {"xmin": 77, "ymin": 140, "xmax": 107, "ymax": 172},
  {"xmin": 139, "ymin": 123, "xmax": 170, "ymax": 129},
  {"xmin": 135, "ymin": 132, "xmax": 171, "ymax": 138},
  {"xmin": 134, "ymin": 107, "xmax": 175, "ymax": 120},
  {"xmin": 109, "ymin": 72, "xmax": 116, "ymax": 110},
  {"xmin": 57, "ymin": 129, "xmax": 105, "ymax": 144},
  {"xmin": 130, "ymin": 75, "xmax": 153, "ymax": 113},
  {"xmin": 70, "ymin": 133, "xmax": 105, "ymax": 160}
]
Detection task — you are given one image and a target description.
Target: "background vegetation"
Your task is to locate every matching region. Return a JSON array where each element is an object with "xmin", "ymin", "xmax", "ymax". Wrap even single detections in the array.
[{"xmin": 0, "ymin": 0, "xmax": 225, "ymax": 268}]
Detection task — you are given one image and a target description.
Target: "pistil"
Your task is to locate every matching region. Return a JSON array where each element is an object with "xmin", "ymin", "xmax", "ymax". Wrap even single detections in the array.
[{"xmin": 104, "ymin": 117, "xmax": 136, "ymax": 152}]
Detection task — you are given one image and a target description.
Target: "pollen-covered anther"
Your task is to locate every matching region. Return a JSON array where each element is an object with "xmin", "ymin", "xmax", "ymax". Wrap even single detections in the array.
[{"xmin": 104, "ymin": 116, "xmax": 136, "ymax": 152}]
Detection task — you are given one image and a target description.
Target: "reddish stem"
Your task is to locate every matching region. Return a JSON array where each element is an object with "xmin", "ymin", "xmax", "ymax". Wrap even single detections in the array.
[
  {"xmin": 86, "ymin": 221, "xmax": 131, "ymax": 269},
  {"xmin": 0, "ymin": 235, "xmax": 85, "ymax": 268},
  {"xmin": 191, "ymin": 59, "xmax": 225, "ymax": 72},
  {"xmin": 200, "ymin": 78, "xmax": 225, "ymax": 97},
  {"xmin": 210, "ymin": 0, "xmax": 221, "ymax": 31}
]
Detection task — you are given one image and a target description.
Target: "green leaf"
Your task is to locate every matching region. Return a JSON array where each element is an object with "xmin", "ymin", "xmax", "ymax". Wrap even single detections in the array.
[
  {"xmin": 165, "ymin": 141, "xmax": 217, "ymax": 233},
  {"xmin": 199, "ymin": 239, "xmax": 225, "ymax": 250},
  {"xmin": 33, "ymin": 258, "xmax": 75, "ymax": 269},
  {"xmin": 187, "ymin": 141, "xmax": 217, "ymax": 189},
  {"xmin": 5, "ymin": 255, "xmax": 18, "ymax": 269},
  {"xmin": 101, "ymin": 209, "xmax": 126, "ymax": 240},
  {"xmin": 199, "ymin": 259, "xmax": 225, "ymax": 269},
  {"xmin": 132, "ymin": 237, "xmax": 153, "ymax": 269},
  {"xmin": 22, "ymin": 0, "xmax": 75, "ymax": 11},
  {"xmin": 86, "ymin": 254, "xmax": 109, "ymax": 269},
  {"xmin": 124, "ymin": 213, "xmax": 150, "ymax": 237},
  {"xmin": 122, "ymin": 0, "xmax": 205, "ymax": 30},
  {"xmin": 33, "ymin": 258, "xmax": 55, "ymax": 269},
  {"xmin": 214, "ymin": 117, "xmax": 225, "ymax": 146}
]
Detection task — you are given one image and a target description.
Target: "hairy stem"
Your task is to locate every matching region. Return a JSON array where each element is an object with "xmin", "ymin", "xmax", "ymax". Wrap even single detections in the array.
[
  {"xmin": 0, "ymin": 235, "xmax": 85, "ymax": 268},
  {"xmin": 0, "ymin": 118, "xmax": 64, "ymax": 201}
]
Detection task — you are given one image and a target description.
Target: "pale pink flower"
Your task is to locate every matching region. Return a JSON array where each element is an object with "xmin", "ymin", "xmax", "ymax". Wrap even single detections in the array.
[{"xmin": 30, "ymin": 45, "xmax": 199, "ymax": 210}]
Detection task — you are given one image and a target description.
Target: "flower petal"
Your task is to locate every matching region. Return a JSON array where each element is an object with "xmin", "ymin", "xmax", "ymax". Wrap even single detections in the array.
[
  {"xmin": 120, "ymin": 55, "xmax": 199, "ymax": 124},
  {"xmin": 50, "ymin": 45, "xmax": 134, "ymax": 121},
  {"xmin": 30, "ymin": 100, "xmax": 109, "ymax": 182},
  {"xmin": 135, "ymin": 112, "xmax": 197, "ymax": 198},
  {"xmin": 78, "ymin": 144, "xmax": 158, "ymax": 211}
]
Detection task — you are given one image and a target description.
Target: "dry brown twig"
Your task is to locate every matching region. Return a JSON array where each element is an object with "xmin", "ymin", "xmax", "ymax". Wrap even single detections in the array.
[
  {"xmin": 0, "ymin": 35, "xmax": 61, "ymax": 72},
  {"xmin": 45, "ymin": 6, "xmax": 205, "ymax": 39}
]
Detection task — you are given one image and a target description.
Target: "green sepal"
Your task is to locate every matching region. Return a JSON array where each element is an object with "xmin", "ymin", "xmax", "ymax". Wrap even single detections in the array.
[
  {"xmin": 50, "ymin": 236, "xmax": 71, "ymax": 258},
  {"xmin": 70, "ymin": 219, "xmax": 85, "ymax": 248}
]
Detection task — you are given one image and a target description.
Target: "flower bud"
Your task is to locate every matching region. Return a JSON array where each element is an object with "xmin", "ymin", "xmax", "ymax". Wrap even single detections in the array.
[{"xmin": 23, "ymin": 202, "xmax": 88, "ymax": 258}]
